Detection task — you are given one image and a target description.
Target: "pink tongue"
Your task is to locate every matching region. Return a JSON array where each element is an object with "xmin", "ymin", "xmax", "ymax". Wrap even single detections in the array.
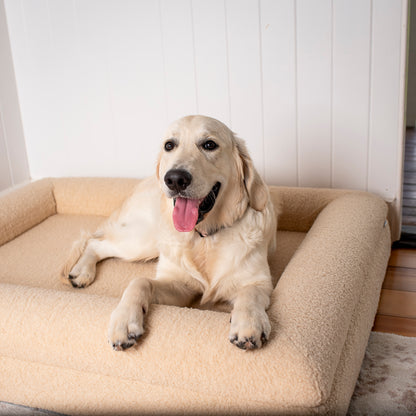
[{"xmin": 173, "ymin": 198, "xmax": 201, "ymax": 232}]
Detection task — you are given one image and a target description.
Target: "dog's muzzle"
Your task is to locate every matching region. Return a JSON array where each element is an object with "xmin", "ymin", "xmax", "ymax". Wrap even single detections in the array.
[{"xmin": 167, "ymin": 175, "xmax": 221, "ymax": 232}]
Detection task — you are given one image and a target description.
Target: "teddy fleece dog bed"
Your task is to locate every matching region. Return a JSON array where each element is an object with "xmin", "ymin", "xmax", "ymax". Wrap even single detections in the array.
[{"xmin": 0, "ymin": 178, "xmax": 390, "ymax": 415}]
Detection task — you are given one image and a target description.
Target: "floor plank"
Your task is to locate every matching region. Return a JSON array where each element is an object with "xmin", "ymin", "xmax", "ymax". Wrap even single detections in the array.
[
  {"xmin": 402, "ymin": 198, "xmax": 416, "ymax": 207},
  {"xmin": 383, "ymin": 267, "xmax": 416, "ymax": 291},
  {"xmin": 388, "ymin": 248, "xmax": 416, "ymax": 268},
  {"xmin": 402, "ymin": 128, "xmax": 416, "ymax": 227},
  {"xmin": 377, "ymin": 289, "xmax": 416, "ymax": 319},
  {"xmin": 373, "ymin": 315, "xmax": 416, "ymax": 337},
  {"xmin": 402, "ymin": 216, "xmax": 416, "ymax": 226},
  {"xmin": 402, "ymin": 207, "xmax": 416, "ymax": 218}
]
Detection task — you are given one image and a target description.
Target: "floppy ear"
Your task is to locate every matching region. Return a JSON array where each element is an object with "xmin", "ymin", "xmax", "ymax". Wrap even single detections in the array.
[{"xmin": 235, "ymin": 137, "xmax": 269, "ymax": 212}]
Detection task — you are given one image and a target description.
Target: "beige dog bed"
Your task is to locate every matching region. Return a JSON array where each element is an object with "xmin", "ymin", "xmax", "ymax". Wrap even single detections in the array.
[{"xmin": 0, "ymin": 178, "xmax": 390, "ymax": 415}]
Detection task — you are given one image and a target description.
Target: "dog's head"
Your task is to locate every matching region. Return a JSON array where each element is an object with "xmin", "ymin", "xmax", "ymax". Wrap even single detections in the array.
[{"xmin": 157, "ymin": 115, "xmax": 269, "ymax": 236}]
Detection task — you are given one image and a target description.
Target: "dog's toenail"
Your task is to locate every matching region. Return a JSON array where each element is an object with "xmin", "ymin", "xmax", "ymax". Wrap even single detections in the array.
[
  {"xmin": 128, "ymin": 333, "xmax": 142, "ymax": 341},
  {"xmin": 68, "ymin": 274, "xmax": 75, "ymax": 280},
  {"xmin": 71, "ymin": 281, "xmax": 84, "ymax": 289},
  {"xmin": 121, "ymin": 341, "xmax": 135, "ymax": 350}
]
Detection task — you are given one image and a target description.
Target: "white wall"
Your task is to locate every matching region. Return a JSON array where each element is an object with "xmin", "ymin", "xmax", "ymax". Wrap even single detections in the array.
[
  {"xmin": 2, "ymin": 1, "xmax": 408, "ymax": 203},
  {"xmin": 0, "ymin": 0, "xmax": 30, "ymax": 192}
]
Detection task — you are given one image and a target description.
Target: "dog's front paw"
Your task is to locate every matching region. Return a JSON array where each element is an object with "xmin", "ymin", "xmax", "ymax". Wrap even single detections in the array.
[
  {"xmin": 229, "ymin": 309, "xmax": 271, "ymax": 350},
  {"xmin": 66, "ymin": 262, "xmax": 96, "ymax": 288},
  {"xmin": 108, "ymin": 304, "xmax": 145, "ymax": 351}
]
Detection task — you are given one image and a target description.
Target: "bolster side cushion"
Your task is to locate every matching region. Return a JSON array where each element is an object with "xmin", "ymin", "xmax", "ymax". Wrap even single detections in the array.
[
  {"xmin": 269, "ymin": 192, "xmax": 391, "ymax": 405},
  {"xmin": 0, "ymin": 179, "xmax": 56, "ymax": 246}
]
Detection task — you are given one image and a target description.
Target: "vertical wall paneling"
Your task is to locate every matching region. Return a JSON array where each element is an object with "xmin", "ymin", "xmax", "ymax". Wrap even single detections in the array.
[
  {"xmin": 331, "ymin": 0, "xmax": 371, "ymax": 190},
  {"xmin": 48, "ymin": 0, "xmax": 93, "ymax": 176},
  {"xmin": 105, "ymin": 1, "xmax": 165, "ymax": 177},
  {"xmin": 191, "ymin": 0, "xmax": 230, "ymax": 124},
  {"xmin": 0, "ymin": 0, "xmax": 29, "ymax": 191},
  {"xmin": 225, "ymin": 0, "xmax": 264, "ymax": 175},
  {"xmin": 160, "ymin": 0, "xmax": 197, "ymax": 123},
  {"xmin": 260, "ymin": 0, "xmax": 297, "ymax": 186},
  {"xmin": 0, "ymin": 111, "xmax": 12, "ymax": 191},
  {"xmin": 74, "ymin": 0, "xmax": 114, "ymax": 175},
  {"xmin": 18, "ymin": 0, "xmax": 57, "ymax": 178},
  {"xmin": 394, "ymin": 0, "xmax": 408, "ymax": 240},
  {"xmin": 296, "ymin": 0, "xmax": 332, "ymax": 188},
  {"xmin": 2, "ymin": 0, "xmax": 408, "ymax": 236},
  {"xmin": 368, "ymin": 0, "xmax": 405, "ymax": 201}
]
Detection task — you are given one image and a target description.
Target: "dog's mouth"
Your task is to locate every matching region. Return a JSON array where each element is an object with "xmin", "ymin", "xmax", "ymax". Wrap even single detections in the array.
[{"xmin": 172, "ymin": 182, "xmax": 221, "ymax": 232}]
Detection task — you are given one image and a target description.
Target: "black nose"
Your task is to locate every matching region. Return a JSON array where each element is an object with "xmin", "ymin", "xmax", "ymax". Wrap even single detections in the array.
[{"xmin": 164, "ymin": 169, "xmax": 192, "ymax": 193}]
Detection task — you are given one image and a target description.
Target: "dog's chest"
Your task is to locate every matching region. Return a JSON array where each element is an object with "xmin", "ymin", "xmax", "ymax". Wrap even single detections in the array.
[
  {"xmin": 185, "ymin": 236, "xmax": 222, "ymax": 283},
  {"xmin": 165, "ymin": 230, "xmax": 249, "ymax": 291},
  {"xmin": 159, "ymin": 232, "xmax": 231, "ymax": 285},
  {"xmin": 191, "ymin": 237, "xmax": 229, "ymax": 284}
]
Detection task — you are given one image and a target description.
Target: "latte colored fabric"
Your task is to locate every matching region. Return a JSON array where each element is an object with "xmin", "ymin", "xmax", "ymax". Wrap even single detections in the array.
[
  {"xmin": 0, "ymin": 178, "xmax": 390, "ymax": 415},
  {"xmin": 0, "ymin": 178, "xmax": 55, "ymax": 246}
]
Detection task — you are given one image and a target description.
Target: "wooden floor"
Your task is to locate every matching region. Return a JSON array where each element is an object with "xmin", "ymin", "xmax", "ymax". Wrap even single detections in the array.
[
  {"xmin": 373, "ymin": 248, "xmax": 416, "ymax": 337},
  {"xmin": 372, "ymin": 129, "xmax": 416, "ymax": 337}
]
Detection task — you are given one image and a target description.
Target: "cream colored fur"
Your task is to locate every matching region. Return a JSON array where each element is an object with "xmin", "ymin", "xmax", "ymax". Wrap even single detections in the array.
[{"xmin": 62, "ymin": 115, "xmax": 277, "ymax": 351}]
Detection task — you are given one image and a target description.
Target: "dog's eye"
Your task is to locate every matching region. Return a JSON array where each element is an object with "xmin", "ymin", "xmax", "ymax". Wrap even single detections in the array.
[
  {"xmin": 202, "ymin": 140, "xmax": 218, "ymax": 151},
  {"xmin": 164, "ymin": 141, "xmax": 176, "ymax": 152}
]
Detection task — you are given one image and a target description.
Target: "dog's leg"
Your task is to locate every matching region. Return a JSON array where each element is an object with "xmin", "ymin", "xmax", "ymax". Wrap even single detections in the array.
[
  {"xmin": 63, "ymin": 236, "xmax": 121, "ymax": 288},
  {"xmin": 229, "ymin": 283, "xmax": 272, "ymax": 350},
  {"xmin": 108, "ymin": 277, "xmax": 202, "ymax": 350},
  {"xmin": 61, "ymin": 177, "xmax": 161, "ymax": 288},
  {"xmin": 62, "ymin": 221, "xmax": 160, "ymax": 288}
]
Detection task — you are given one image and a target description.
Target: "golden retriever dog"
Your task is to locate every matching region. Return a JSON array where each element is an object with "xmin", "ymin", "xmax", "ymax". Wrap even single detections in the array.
[{"xmin": 62, "ymin": 115, "xmax": 277, "ymax": 351}]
